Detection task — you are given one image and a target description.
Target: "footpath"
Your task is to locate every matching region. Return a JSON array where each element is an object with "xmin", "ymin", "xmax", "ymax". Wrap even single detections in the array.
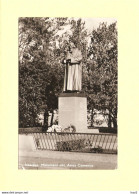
[{"xmin": 19, "ymin": 150, "xmax": 117, "ymax": 170}]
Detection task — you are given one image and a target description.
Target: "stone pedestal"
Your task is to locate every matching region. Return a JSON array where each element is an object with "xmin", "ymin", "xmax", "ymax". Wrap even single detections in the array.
[{"xmin": 58, "ymin": 93, "xmax": 87, "ymax": 133}]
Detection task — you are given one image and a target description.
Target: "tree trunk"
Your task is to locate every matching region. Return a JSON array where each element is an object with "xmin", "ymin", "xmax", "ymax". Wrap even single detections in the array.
[
  {"xmin": 90, "ymin": 109, "xmax": 94, "ymax": 127},
  {"xmin": 32, "ymin": 113, "xmax": 36, "ymax": 127},
  {"xmin": 43, "ymin": 109, "xmax": 49, "ymax": 132},
  {"xmin": 50, "ymin": 110, "xmax": 54, "ymax": 126},
  {"xmin": 112, "ymin": 117, "xmax": 117, "ymax": 129},
  {"xmin": 108, "ymin": 113, "xmax": 112, "ymax": 128}
]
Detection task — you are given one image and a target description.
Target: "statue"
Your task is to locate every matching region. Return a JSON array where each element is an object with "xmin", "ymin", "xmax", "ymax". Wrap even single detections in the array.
[{"xmin": 63, "ymin": 42, "xmax": 82, "ymax": 92}]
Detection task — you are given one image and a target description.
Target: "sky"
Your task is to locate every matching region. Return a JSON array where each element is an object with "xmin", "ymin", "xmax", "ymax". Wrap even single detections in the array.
[
  {"xmin": 82, "ymin": 18, "xmax": 117, "ymax": 31},
  {"xmin": 56, "ymin": 17, "xmax": 117, "ymax": 36}
]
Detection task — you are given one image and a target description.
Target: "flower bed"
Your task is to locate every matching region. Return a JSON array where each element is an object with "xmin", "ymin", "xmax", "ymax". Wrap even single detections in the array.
[{"xmin": 56, "ymin": 139, "xmax": 85, "ymax": 151}]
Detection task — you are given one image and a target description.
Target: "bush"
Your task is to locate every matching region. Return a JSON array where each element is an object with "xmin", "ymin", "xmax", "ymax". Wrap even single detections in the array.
[
  {"xmin": 56, "ymin": 139, "xmax": 85, "ymax": 151},
  {"xmin": 19, "ymin": 127, "xmax": 42, "ymax": 133},
  {"xmin": 90, "ymin": 146, "xmax": 103, "ymax": 153},
  {"xmin": 98, "ymin": 127, "xmax": 117, "ymax": 134}
]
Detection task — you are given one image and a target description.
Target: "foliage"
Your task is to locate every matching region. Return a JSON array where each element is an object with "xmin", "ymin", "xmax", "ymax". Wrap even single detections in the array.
[
  {"xmin": 19, "ymin": 18, "xmax": 117, "ymax": 129},
  {"xmin": 19, "ymin": 127, "xmax": 42, "ymax": 133},
  {"xmin": 56, "ymin": 139, "xmax": 85, "ymax": 151},
  {"xmin": 90, "ymin": 146, "xmax": 103, "ymax": 153},
  {"xmin": 86, "ymin": 22, "xmax": 118, "ymax": 128},
  {"xmin": 19, "ymin": 18, "xmax": 67, "ymax": 127}
]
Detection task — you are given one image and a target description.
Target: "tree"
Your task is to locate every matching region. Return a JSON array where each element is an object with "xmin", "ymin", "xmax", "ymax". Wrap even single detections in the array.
[
  {"xmin": 87, "ymin": 22, "xmax": 118, "ymax": 128},
  {"xmin": 19, "ymin": 18, "xmax": 118, "ymax": 130},
  {"xmin": 19, "ymin": 17, "xmax": 67, "ymax": 128}
]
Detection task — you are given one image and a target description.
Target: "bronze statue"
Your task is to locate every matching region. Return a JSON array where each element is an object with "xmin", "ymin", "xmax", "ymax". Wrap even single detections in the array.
[{"xmin": 63, "ymin": 42, "xmax": 82, "ymax": 92}]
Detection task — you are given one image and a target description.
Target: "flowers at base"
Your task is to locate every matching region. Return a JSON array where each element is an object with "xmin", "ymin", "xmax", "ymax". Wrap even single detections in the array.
[
  {"xmin": 47, "ymin": 125, "xmax": 62, "ymax": 132},
  {"xmin": 63, "ymin": 124, "xmax": 76, "ymax": 133}
]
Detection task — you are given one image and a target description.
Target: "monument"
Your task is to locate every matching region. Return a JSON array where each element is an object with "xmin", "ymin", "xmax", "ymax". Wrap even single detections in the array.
[{"xmin": 58, "ymin": 42, "xmax": 87, "ymax": 132}]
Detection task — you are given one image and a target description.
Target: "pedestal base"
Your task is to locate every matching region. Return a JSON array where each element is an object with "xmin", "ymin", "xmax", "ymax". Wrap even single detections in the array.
[{"xmin": 58, "ymin": 93, "xmax": 87, "ymax": 133}]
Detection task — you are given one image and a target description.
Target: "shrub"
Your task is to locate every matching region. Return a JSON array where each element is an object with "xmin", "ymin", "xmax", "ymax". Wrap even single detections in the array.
[
  {"xmin": 56, "ymin": 139, "xmax": 85, "ymax": 151},
  {"xmin": 19, "ymin": 127, "xmax": 42, "ymax": 133},
  {"xmin": 90, "ymin": 146, "xmax": 103, "ymax": 153}
]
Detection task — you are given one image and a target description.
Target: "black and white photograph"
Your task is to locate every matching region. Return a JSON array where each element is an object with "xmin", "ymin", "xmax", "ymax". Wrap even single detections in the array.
[{"xmin": 18, "ymin": 17, "xmax": 118, "ymax": 170}]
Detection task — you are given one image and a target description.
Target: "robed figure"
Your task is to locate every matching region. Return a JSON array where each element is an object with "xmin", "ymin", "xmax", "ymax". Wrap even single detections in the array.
[{"xmin": 63, "ymin": 43, "xmax": 82, "ymax": 92}]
